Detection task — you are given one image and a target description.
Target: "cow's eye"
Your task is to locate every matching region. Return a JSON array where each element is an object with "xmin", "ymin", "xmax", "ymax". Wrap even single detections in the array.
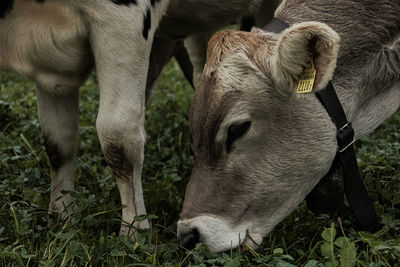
[{"xmin": 226, "ymin": 121, "xmax": 251, "ymax": 153}]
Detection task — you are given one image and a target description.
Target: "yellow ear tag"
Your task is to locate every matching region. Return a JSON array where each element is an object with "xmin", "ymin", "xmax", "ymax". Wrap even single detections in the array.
[{"xmin": 296, "ymin": 57, "xmax": 316, "ymax": 94}]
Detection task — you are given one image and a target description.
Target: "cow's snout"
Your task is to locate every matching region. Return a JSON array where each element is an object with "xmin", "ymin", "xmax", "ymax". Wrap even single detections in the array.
[
  {"xmin": 178, "ymin": 227, "xmax": 200, "ymax": 250},
  {"xmin": 177, "ymin": 216, "xmax": 255, "ymax": 253}
]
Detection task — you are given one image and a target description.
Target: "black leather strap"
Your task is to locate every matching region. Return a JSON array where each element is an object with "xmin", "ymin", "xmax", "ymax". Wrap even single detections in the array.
[
  {"xmin": 263, "ymin": 18, "xmax": 379, "ymax": 232},
  {"xmin": 263, "ymin": 18, "xmax": 289, "ymax": 33},
  {"xmin": 316, "ymin": 83, "xmax": 379, "ymax": 232}
]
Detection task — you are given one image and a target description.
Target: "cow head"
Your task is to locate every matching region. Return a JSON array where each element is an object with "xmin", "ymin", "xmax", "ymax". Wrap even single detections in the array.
[{"xmin": 178, "ymin": 22, "xmax": 341, "ymax": 252}]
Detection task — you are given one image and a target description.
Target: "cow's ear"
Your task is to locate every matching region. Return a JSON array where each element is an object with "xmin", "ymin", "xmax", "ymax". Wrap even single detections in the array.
[{"xmin": 269, "ymin": 22, "xmax": 340, "ymax": 97}]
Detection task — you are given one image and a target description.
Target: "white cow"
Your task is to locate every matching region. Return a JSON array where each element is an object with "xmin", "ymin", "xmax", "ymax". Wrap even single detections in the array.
[{"xmin": 0, "ymin": 0, "xmax": 270, "ymax": 238}]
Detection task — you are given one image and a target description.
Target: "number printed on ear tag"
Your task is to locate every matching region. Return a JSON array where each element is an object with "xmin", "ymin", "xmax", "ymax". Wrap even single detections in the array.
[{"xmin": 297, "ymin": 57, "xmax": 316, "ymax": 94}]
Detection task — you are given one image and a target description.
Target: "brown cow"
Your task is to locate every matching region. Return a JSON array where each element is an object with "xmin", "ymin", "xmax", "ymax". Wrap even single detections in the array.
[{"xmin": 178, "ymin": 0, "xmax": 400, "ymax": 252}]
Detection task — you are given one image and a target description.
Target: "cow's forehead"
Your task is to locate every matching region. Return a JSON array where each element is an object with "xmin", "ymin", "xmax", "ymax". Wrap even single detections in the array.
[
  {"xmin": 197, "ymin": 29, "xmax": 278, "ymax": 104},
  {"xmin": 190, "ymin": 30, "xmax": 278, "ymax": 162},
  {"xmin": 204, "ymin": 29, "xmax": 278, "ymax": 77},
  {"xmin": 191, "ymin": 32, "xmax": 277, "ymax": 125}
]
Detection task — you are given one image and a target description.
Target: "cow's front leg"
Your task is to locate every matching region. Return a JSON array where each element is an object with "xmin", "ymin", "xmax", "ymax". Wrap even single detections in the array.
[
  {"xmin": 97, "ymin": 99, "xmax": 147, "ymax": 237},
  {"xmin": 79, "ymin": 0, "xmax": 169, "ymax": 238},
  {"xmin": 37, "ymin": 88, "xmax": 79, "ymax": 215}
]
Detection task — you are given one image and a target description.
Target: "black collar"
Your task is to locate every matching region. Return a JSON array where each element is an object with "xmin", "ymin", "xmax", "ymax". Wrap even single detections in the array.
[
  {"xmin": 263, "ymin": 18, "xmax": 379, "ymax": 232},
  {"xmin": 262, "ymin": 18, "xmax": 291, "ymax": 34}
]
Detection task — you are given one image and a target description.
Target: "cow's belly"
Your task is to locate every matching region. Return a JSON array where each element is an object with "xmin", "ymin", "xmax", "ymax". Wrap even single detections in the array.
[
  {"xmin": 159, "ymin": 0, "xmax": 261, "ymax": 38},
  {"xmin": 0, "ymin": 0, "xmax": 92, "ymax": 92}
]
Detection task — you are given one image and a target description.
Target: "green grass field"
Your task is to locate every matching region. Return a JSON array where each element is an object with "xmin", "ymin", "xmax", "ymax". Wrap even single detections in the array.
[{"xmin": 0, "ymin": 60, "xmax": 399, "ymax": 266}]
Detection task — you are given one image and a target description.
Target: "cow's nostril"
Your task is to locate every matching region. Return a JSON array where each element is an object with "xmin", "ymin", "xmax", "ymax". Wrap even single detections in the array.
[{"xmin": 179, "ymin": 228, "xmax": 200, "ymax": 250}]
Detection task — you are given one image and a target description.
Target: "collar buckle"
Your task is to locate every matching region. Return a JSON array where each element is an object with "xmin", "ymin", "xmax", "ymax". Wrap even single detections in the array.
[{"xmin": 337, "ymin": 122, "xmax": 355, "ymax": 153}]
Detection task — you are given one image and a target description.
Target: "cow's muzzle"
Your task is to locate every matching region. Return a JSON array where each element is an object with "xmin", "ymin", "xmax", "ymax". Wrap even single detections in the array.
[{"xmin": 177, "ymin": 215, "xmax": 254, "ymax": 253}]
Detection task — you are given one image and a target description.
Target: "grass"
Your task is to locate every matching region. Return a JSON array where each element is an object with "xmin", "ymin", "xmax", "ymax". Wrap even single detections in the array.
[{"xmin": 0, "ymin": 60, "xmax": 399, "ymax": 266}]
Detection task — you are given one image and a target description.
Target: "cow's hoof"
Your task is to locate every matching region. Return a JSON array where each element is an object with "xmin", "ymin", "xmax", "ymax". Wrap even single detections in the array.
[
  {"xmin": 119, "ymin": 219, "xmax": 149, "ymax": 241},
  {"xmin": 119, "ymin": 225, "xmax": 138, "ymax": 241},
  {"xmin": 306, "ymin": 166, "xmax": 344, "ymax": 214},
  {"xmin": 48, "ymin": 193, "xmax": 76, "ymax": 219}
]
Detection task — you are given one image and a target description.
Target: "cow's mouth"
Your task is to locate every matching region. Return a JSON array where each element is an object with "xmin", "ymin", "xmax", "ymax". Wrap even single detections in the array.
[
  {"xmin": 178, "ymin": 215, "xmax": 260, "ymax": 253},
  {"xmin": 238, "ymin": 230, "xmax": 262, "ymax": 252}
]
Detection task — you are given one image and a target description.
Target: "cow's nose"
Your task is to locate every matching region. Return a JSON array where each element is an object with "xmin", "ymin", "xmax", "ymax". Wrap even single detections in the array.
[{"xmin": 178, "ymin": 228, "xmax": 200, "ymax": 250}]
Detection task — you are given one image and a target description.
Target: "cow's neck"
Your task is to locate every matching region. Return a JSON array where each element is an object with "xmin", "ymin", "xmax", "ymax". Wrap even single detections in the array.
[
  {"xmin": 275, "ymin": 0, "xmax": 400, "ymax": 139},
  {"xmin": 349, "ymin": 81, "xmax": 400, "ymax": 138}
]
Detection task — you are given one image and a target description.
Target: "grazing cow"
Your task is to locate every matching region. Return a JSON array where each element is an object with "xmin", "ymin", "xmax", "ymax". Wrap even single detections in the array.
[
  {"xmin": 0, "ymin": 0, "xmax": 269, "ymax": 238},
  {"xmin": 178, "ymin": 0, "xmax": 400, "ymax": 253}
]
